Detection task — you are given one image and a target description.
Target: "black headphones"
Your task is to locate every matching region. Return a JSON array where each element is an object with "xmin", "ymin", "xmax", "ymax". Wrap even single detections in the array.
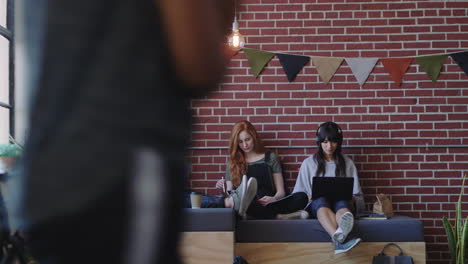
[{"xmin": 315, "ymin": 122, "xmax": 343, "ymax": 146}]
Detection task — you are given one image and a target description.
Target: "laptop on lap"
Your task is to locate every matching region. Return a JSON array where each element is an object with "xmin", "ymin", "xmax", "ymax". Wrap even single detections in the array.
[{"xmin": 312, "ymin": 177, "xmax": 354, "ymax": 201}]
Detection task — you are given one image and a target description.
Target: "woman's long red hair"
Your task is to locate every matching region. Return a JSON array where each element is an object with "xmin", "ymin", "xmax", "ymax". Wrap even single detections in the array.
[{"xmin": 229, "ymin": 120, "xmax": 266, "ymax": 187}]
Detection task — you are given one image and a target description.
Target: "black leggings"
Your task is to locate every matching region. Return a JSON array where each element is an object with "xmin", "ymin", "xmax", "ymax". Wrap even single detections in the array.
[{"xmin": 247, "ymin": 192, "xmax": 308, "ymax": 219}]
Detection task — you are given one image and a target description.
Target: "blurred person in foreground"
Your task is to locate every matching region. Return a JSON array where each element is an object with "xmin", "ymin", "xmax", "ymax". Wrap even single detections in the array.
[{"xmin": 12, "ymin": 0, "xmax": 235, "ymax": 263}]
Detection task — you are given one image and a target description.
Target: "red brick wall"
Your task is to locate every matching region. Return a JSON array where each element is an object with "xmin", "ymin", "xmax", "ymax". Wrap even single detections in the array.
[{"xmin": 189, "ymin": 1, "xmax": 468, "ymax": 263}]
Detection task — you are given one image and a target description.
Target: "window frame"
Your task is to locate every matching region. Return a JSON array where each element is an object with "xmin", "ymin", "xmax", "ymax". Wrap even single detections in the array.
[{"xmin": 0, "ymin": 0, "xmax": 14, "ymax": 140}]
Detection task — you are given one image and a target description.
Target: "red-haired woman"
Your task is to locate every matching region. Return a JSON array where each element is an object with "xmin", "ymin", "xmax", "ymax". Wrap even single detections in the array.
[{"xmin": 216, "ymin": 120, "xmax": 308, "ymax": 219}]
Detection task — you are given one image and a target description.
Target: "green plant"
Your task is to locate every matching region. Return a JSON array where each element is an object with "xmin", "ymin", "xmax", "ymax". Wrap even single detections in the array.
[
  {"xmin": 0, "ymin": 143, "xmax": 22, "ymax": 157},
  {"xmin": 0, "ymin": 143, "xmax": 22, "ymax": 172},
  {"xmin": 443, "ymin": 174, "xmax": 468, "ymax": 264}
]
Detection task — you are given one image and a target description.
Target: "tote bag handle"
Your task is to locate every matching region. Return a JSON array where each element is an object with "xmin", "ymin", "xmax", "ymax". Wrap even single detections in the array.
[{"xmin": 378, "ymin": 243, "xmax": 405, "ymax": 256}]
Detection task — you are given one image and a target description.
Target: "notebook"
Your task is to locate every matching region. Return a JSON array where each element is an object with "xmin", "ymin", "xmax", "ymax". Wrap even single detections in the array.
[
  {"xmin": 312, "ymin": 177, "xmax": 354, "ymax": 201},
  {"xmin": 357, "ymin": 213, "xmax": 388, "ymax": 220},
  {"xmin": 265, "ymin": 193, "xmax": 297, "ymax": 209}
]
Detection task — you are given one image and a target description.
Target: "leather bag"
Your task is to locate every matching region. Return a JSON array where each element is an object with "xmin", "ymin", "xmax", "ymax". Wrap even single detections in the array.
[{"xmin": 372, "ymin": 243, "xmax": 414, "ymax": 264}]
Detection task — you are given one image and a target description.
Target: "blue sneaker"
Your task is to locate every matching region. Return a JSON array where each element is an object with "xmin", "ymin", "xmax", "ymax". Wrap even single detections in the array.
[{"xmin": 333, "ymin": 237, "xmax": 361, "ymax": 255}]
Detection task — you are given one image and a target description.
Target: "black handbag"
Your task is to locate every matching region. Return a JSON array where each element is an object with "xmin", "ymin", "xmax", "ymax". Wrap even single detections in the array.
[{"xmin": 372, "ymin": 243, "xmax": 414, "ymax": 264}]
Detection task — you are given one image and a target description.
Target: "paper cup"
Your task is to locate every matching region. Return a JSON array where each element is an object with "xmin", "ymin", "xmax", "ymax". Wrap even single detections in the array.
[{"xmin": 190, "ymin": 192, "xmax": 202, "ymax": 209}]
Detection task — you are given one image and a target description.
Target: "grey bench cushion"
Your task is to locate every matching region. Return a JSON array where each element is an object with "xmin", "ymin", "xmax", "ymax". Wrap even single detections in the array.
[
  {"xmin": 236, "ymin": 215, "xmax": 424, "ymax": 242},
  {"xmin": 182, "ymin": 208, "xmax": 236, "ymax": 232},
  {"xmin": 356, "ymin": 216, "xmax": 424, "ymax": 242}
]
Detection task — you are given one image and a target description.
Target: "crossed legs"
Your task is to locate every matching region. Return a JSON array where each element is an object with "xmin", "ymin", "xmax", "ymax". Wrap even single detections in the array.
[
  {"xmin": 311, "ymin": 197, "xmax": 361, "ymax": 254},
  {"xmin": 317, "ymin": 207, "xmax": 350, "ymax": 238}
]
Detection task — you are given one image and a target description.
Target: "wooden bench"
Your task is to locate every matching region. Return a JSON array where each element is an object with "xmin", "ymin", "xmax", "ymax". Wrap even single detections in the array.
[
  {"xmin": 235, "ymin": 216, "xmax": 425, "ymax": 263},
  {"xmin": 180, "ymin": 208, "xmax": 236, "ymax": 264},
  {"xmin": 181, "ymin": 209, "xmax": 426, "ymax": 264}
]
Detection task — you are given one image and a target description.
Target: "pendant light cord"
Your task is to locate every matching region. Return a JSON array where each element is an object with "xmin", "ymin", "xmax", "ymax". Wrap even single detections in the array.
[{"xmin": 234, "ymin": 0, "xmax": 237, "ymax": 20}]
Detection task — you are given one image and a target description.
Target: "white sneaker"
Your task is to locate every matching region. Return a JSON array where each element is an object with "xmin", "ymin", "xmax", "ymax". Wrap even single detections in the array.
[
  {"xmin": 237, "ymin": 175, "xmax": 248, "ymax": 199},
  {"xmin": 332, "ymin": 227, "xmax": 344, "ymax": 243},
  {"xmin": 231, "ymin": 175, "xmax": 247, "ymax": 212},
  {"xmin": 333, "ymin": 212, "xmax": 354, "ymax": 243},
  {"xmin": 277, "ymin": 210, "xmax": 309, "ymax": 220},
  {"xmin": 239, "ymin": 177, "xmax": 257, "ymax": 219}
]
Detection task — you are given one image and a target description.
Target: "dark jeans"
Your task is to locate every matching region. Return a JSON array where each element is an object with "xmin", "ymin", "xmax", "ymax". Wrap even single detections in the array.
[
  {"xmin": 246, "ymin": 192, "xmax": 308, "ymax": 219},
  {"xmin": 306, "ymin": 196, "xmax": 355, "ymax": 218},
  {"xmin": 182, "ymin": 192, "xmax": 224, "ymax": 208}
]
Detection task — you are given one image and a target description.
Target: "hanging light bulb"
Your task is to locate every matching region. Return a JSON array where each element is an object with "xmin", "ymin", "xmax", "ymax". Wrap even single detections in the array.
[{"xmin": 227, "ymin": 14, "xmax": 245, "ymax": 51}]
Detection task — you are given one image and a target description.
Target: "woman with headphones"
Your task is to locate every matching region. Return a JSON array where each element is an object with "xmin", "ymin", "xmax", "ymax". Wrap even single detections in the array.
[{"xmin": 292, "ymin": 122, "xmax": 364, "ymax": 255}]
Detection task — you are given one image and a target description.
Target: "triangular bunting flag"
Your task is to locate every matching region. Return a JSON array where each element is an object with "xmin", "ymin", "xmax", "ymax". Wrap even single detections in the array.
[
  {"xmin": 450, "ymin": 51, "xmax": 468, "ymax": 76},
  {"xmin": 415, "ymin": 54, "xmax": 448, "ymax": 82},
  {"xmin": 276, "ymin": 53, "xmax": 310, "ymax": 82},
  {"xmin": 243, "ymin": 48, "xmax": 275, "ymax": 78},
  {"xmin": 345, "ymin": 58, "xmax": 379, "ymax": 87},
  {"xmin": 310, "ymin": 56, "xmax": 343, "ymax": 84},
  {"xmin": 380, "ymin": 57, "xmax": 413, "ymax": 87}
]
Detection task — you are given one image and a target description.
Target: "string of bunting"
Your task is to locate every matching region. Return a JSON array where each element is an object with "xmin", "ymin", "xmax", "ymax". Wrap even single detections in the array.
[{"xmin": 239, "ymin": 48, "xmax": 468, "ymax": 87}]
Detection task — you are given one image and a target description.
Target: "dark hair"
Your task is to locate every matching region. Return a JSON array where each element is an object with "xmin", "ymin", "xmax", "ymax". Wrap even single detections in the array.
[{"xmin": 314, "ymin": 122, "xmax": 346, "ymax": 177}]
